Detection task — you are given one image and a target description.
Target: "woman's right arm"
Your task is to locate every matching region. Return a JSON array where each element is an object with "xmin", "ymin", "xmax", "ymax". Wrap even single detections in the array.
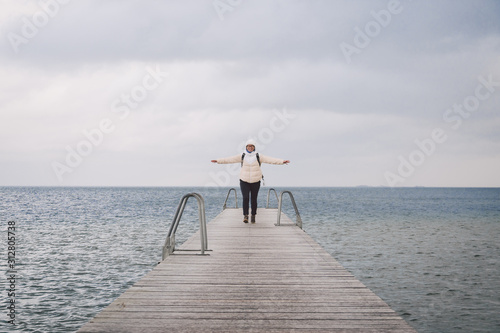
[{"xmin": 211, "ymin": 154, "xmax": 241, "ymax": 164}]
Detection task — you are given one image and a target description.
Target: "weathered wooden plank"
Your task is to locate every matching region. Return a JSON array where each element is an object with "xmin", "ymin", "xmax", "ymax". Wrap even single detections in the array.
[
  {"xmin": 80, "ymin": 318, "xmax": 415, "ymax": 331},
  {"xmin": 103, "ymin": 302, "xmax": 397, "ymax": 312},
  {"xmin": 94, "ymin": 309, "xmax": 402, "ymax": 320},
  {"xmin": 105, "ymin": 299, "xmax": 399, "ymax": 308},
  {"xmin": 98, "ymin": 295, "xmax": 388, "ymax": 302},
  {"xmin": 77, "ymin": 208, "xmax": 416, "ymax": 333},
  {"xmin": 79, "ymin": 328, "xmax": 412, "ymax": 333}
]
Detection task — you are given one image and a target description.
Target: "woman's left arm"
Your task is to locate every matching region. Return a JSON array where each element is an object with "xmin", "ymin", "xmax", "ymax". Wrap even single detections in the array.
[{"xmin": 260, "ymin": 155, "xmax": 290, "ymax": 165}]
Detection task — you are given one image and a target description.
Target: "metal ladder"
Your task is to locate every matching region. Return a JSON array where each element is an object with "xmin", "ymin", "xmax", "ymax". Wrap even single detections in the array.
[
  {"xmin": 266, "ymin": 188, "xmax": 279, "ymax": 208},
  {"xmin": 275, "ymin": 190, "xmax": 303, "ymax": 229},
  {"xmin": 222, "ymin": 188, "xmax": 238, "ymax": 210},
  {"xmin": 162, "ymin": 193, "xmax": 208, "ymax": 260}
]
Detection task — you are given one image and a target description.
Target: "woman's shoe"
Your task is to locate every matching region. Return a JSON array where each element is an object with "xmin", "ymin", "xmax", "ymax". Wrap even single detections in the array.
[
  {"xmin": 251, "ymin": 215, "xmax": 256, "ymax": 223},
  {"xmin": 243, "ymin": 215, "xmax": 249, "ymax": 223}
]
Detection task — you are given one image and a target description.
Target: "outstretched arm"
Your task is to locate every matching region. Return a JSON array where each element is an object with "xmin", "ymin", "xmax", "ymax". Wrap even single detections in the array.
[
  {"xmin": 211, "ymin": 155, "xmax": 241, "ymax": 164},
  {"xmin": 260, "ymin": 155, "xmax": 290, "ymax": 165}
]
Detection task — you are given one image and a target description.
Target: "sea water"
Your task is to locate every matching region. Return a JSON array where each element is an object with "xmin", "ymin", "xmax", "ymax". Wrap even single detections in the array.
[{"xmin": 0, "ymin": 187, "xmax": 499, "ymax": 332}]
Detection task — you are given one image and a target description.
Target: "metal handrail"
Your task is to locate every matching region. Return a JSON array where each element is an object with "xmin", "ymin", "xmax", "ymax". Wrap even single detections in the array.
[
  {"xmin": 223, "ymin": 188, "xmax": 238, "ymax": 210},
  {"xmin": 275, "ymin": 190, "xmax": 303, "ymax": 229},
  {"xmin": 162, "ymin": 193, "xmax": 208, "ymax": 260},
  {"xmin": 266, "ymin": 188, "xmax": 279, "ymax": 208}
]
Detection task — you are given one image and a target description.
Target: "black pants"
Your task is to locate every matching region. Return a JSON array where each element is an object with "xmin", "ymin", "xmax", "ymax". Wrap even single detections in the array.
[{"xmin": 240, "ymin": 180, "xmax": 261, "ymax": 216}]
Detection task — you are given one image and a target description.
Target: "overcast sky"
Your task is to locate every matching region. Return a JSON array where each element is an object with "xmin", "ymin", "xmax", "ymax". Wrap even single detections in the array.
[{"xmin": 1, "ymin": 0, "xmax": 499, "ymax": 187}]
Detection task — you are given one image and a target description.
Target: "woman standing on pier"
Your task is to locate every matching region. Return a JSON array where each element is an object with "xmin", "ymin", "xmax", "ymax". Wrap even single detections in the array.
[{"xmin": 211, "ymin": 139, "xmax": 290, "ymax": 223}]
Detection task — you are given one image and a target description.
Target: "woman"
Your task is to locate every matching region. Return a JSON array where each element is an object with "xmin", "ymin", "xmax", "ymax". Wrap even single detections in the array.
[{"xmin": 211, "ymin": 139, "xmax": 290, "ymax": 223}]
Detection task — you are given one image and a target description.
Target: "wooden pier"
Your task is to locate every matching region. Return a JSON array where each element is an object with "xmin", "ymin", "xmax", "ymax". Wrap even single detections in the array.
[{"xmin": 78, "ymin": 207, "xmax": 417, "ymax": 332}]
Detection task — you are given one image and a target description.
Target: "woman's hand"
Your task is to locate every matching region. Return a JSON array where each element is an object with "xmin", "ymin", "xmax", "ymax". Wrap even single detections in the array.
[
  {"xmin": 283, "ymin": 160, "xmax": 290, "ymax": 164},
  {"xmin": 211, "ymin": 160, "xmax": 217, "ymax": 163}
]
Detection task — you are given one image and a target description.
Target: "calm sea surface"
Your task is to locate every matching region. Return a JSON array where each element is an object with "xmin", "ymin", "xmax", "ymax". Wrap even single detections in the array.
[{"xmin": 1, "ymin": 187, "xmax": 499, "ymax": 332}]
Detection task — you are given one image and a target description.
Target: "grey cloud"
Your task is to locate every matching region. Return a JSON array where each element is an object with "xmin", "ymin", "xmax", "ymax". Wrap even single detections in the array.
[
  {"xmin": 4, "ymin": 0, "xmax": 497, "ymax": 65},
  {"xmin": 1, "ymin": 0, "xmax": 499, "ymax": 187}
]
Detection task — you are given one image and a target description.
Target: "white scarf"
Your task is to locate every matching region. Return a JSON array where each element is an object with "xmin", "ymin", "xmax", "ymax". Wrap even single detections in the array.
[{"xmin": 243, "ymin": 150, "xmax": 258, "ymax": 165}]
